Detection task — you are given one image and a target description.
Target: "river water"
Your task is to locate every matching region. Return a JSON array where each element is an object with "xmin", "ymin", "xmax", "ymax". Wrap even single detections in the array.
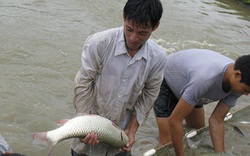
[{"xmin": 0, "ymin": 0, "xmax": 250, "ymax": 155}]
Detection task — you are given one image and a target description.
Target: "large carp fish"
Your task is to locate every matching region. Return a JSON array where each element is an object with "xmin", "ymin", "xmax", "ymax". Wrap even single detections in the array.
[{"xmin": 32, "ymin": 114, "xmax": 129, "ymax": 156}]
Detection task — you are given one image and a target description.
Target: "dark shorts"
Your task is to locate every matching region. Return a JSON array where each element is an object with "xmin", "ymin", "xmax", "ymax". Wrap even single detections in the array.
[
  {"xmin": 71, "ymin": 149, "xmax": 131, "ymax": 156},
  {"xmin": 154, "ymin": 79, "xmax": 203, "ymax": 117}
]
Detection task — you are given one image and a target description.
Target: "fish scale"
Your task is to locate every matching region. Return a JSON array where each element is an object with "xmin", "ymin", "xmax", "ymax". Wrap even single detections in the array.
[
  {"xmin": 48, "ymin": 116, "xmax": 123, "ymax": 146},
  {"xmin": 33, "ymin": 115, "xmax": 129, "ymax": 156}
]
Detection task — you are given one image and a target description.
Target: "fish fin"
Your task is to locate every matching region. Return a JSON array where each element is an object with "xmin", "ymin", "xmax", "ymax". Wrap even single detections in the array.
[
  {"xmin": 186, "ymin": 138, "xmax": 201, "ymax": 149},
  {"xmin": 56, "ymin": 119, "xmax": 70, "ymax": 126},
  {"xmin": 233, "ymin": 125, "xmax": 246, "ymax": 137},
  {"xmin": 32, "ymin": 132, "xmax": 48, "ymax": 146},
  {"xmin": 32, "ymin": 132, "xmax": 56, "ymax": 156}
]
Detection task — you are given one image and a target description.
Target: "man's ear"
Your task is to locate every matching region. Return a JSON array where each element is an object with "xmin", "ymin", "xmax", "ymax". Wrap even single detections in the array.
[
  {"xmin": 234, "ymin": 70, "xmax": 242, "ymax": 79},
  {"xmin": 152, "ymin": 22, "xmax": 160, "ymax": 31}
]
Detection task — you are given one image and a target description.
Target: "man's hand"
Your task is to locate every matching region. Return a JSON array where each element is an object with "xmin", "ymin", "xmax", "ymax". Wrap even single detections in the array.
[
  {"xmin": 120, "ymin": 129, "xmax": 135, "ymax": 152},
  {"xmin": 120, "ymin": 115, "xmax": 138, "ymax": 152},
  {"xmin": 79, "ymin": 132, "xmax": 99, "ymax": 146}
]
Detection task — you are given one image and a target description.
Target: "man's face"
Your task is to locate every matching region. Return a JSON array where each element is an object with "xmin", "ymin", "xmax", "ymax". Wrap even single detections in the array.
[
  {"xmin": 231, "ymin": 72, "xmax": 250, "ymax": 95},
  {"xmin": 232, "ymin": 82, "xmax": 250, "ymax": 95},
  {"xmin": 123, "ymin": 19, "xmax": 158, "ymax": 52}
]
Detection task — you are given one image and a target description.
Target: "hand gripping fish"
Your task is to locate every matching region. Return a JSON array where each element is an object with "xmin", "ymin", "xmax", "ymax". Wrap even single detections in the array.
[{"xmin": 32, "ymin": 114, "xmax": 129, "ymax": 156}]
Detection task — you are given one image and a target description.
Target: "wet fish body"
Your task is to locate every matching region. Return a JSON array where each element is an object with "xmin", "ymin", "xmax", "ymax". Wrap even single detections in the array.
[{"xmin": 32, "ymin": 115, "xmax": 129, "ymax": 156}]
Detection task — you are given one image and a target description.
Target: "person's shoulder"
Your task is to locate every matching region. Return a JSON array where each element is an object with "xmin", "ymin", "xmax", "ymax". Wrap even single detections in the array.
[
  {"xmin": 87, "ymin": 27, "xmax": 122, "ymax": 45},
  {"xmin": 146, "ymin": 39, "xmax": 166, "ymax": 55},
  {"xmin": 84, "ymin": 27, "xmax": 121, "ymax": 45}
]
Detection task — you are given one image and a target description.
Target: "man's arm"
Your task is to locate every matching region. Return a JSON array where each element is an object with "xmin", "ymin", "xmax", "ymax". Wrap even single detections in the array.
[
  {"xmin": 73, "ymin": 35, "xmax": 102, "ymax": 145},
  {"xmin": 73, "ymin": 35, "xmax": 102, "ymax": 114},
  {"xmin": 134, "ymin": 55, "xmax": 166, "ymax": 126},
  {"xmin": 169, "ymin": 97, "xmax": 194, "ymax": 156},
  {"xmin": 209, "ymin": 100, "xmax": 230, "ymax": 152},
  {"xmin": 122, "ymin": 115, "xmax": 139, "ymax": 152}
]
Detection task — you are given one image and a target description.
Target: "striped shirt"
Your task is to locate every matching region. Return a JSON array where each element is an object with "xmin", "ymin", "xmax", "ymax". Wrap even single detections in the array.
[{"xmin": 164, "ymin": 49, "xmax": 240, "ymax": 107}]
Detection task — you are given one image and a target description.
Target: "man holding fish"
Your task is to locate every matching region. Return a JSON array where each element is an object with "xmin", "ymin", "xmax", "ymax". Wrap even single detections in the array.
[
  {"xmin": 71, "ymin": 0, "xmax": 166, "ymax": 155},
  {"xmin": 154, "ymin": 49, "xmax": 250, "ymax": 156}
]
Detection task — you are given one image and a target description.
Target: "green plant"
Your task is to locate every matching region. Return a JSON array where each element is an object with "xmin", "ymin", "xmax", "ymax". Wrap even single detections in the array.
[{"xmin": 243, "ymin": 0, "xmax": 250, "ymax": 4}]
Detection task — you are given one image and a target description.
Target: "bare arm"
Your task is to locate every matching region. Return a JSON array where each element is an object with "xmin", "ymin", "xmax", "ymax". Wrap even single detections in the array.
[
  {"xmin": 122, "ymin": 115, "xmax": 139, "ymax": 152},
  {"xmin": 169, "ymin": 97, "xmax": 194, "ymax": 156},
  {"xmin": 209, "ymin": 100, "xmax": 230, "ymax": 152}
]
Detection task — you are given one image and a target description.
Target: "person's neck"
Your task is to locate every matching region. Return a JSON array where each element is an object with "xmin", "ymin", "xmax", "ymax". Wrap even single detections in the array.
[
  {"xmin": 127, "ymin": 46, "xmax": 141, "ymax": 58},
  {"xmin": 222, "ymin": 63, "xmax": 234, "ymax": 93},
  {"xmin": 127, "ymin": 50, "xmax": 137, "ymax": 57}
]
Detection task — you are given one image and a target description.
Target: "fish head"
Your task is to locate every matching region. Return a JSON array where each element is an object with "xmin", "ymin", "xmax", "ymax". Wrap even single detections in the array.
[
  {"xmin": 111, "ymin": 122, "xmax": 129, "ymax": 144},
  {"xmin": 186, "ymin": 138, "xmax": 201, "ymax": 149},
  {"xmin": 120, "ymin": 130, "xmax": 129, "ymax": 143}
]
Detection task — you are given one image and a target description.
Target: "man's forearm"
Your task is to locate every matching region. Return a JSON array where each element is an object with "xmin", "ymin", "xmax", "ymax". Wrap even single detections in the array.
[
  {"xmin": 209, "ymin": 118, "xmax": 225, "ymax": 152},
  {"xmin": 125, "ymin": 115, "xmax": 139, "ymax": 134},
  {"xmin": 170, "ymin": 120, "xmax": 185, "ymax": 156}
]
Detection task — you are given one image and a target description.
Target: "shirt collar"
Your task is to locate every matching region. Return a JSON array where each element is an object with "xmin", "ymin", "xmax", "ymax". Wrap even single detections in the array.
[{"xmin": 115, "ymin": 27, "xmax": 148, "ymax": 60}]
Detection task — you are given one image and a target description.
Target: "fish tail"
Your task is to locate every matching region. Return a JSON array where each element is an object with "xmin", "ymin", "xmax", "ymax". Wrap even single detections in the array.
[{"xmin": 32, "ymin": 132, "xmax": 56, "ymax": 156}]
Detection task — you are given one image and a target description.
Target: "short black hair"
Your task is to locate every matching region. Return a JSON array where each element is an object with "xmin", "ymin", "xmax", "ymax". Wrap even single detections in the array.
[
  {"xmin": 234, "ymin": 54, "xmax": 250, "ymax": 86},
  {"xmin": 123, "ymin": 0, "xmax": 163, "ymax": 28}
]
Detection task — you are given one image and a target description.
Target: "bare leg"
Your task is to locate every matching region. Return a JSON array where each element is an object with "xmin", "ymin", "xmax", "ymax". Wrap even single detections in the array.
[
  {"xmin": 156, "ymin": 117, "xmax": 172, "ymax": 145},
  {"xmin": 185, "ymin": 107, "xmax": 205, "ymax": 129}
]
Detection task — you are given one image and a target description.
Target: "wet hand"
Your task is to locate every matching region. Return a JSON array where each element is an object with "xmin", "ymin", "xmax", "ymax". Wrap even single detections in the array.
[
  {"xmin": 79, "ymin": 132, "xmax": 99, "ymax": 145},
  {"xmin": 120, "ymin": 130, "xmax": 135, "ymax": 152},
  {"xmin": 121, "ymin": 142, "xmax": 133, "ymax": 152}
]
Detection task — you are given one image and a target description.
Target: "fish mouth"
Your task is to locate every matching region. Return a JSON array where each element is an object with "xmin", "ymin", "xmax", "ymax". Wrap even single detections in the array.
[{"xmin": 120, "ymin": 131, "xmax": 124, "ymax": 141}]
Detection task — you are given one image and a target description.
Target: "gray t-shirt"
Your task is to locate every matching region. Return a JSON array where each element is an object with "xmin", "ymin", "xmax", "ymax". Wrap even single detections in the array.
[{"xmin": 164, "ymin": 49, "xmax": 240, "ymax": 107}]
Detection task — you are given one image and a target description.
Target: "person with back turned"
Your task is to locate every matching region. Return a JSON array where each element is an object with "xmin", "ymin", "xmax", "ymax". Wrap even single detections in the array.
[
  {"xmin": 71, "ymin": 0, "xmax": 166, "ymax": 155},
  {"xmin": 154, "ymin": 49, "xmax": 250, "ymax": 156}
]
